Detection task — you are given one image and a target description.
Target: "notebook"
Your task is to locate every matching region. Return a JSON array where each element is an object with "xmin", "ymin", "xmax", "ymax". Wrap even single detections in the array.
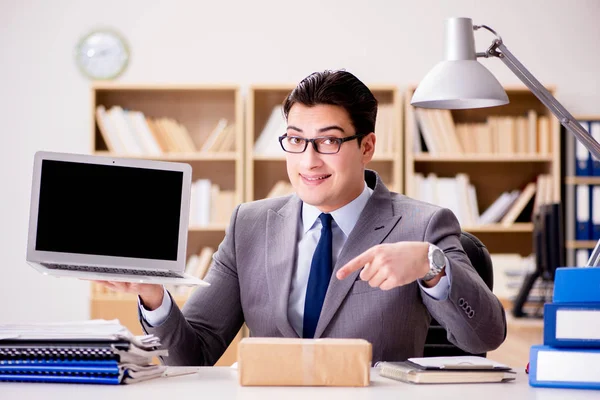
[
  {"xmin": 376, "ymin": 356, "xmax": 516, "ymax": 384},
  {"xmin": 26, "ymin": 151, "xmax": 208, "ymax": 286},
  {"xmin": 0, "ymin": 319, "xmax": 167, "ymax": 385}
]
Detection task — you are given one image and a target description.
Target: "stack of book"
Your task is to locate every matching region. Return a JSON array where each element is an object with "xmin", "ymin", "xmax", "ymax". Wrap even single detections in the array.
[
  {"xmin": 529, "ymin": 267, "xmax": 600, "ymax": 389},
  {"xmin": 414, "ymin": 108, "xmax": 551, "ymax": 156},
  {"xmin": 0, "ymin": 320, "xmax": 167, "ymax": 385}
]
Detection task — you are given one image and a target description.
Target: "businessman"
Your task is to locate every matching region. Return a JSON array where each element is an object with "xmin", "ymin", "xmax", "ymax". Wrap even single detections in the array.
[{"xmin": 102, "ymin": 70, "xmax": 507, "ymax": 365}]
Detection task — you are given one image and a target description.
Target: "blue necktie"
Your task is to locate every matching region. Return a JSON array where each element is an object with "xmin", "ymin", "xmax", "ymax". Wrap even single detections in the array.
[{"xmin": 303, "ymin": 213, "xmax": 333, "ymax": 338}]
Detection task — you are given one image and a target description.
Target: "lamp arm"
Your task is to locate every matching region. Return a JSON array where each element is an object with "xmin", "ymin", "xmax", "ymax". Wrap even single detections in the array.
[
  {"xmin": 479, "ymin": 37, "xmax": 600, "ymax": 267},
  {"xmin": 473, "ymin": 24, "xmax": 600, "ymax": 160},
  {"xmin": 485, "ymin": 42, "xmax": 600, "ymax": 161}
]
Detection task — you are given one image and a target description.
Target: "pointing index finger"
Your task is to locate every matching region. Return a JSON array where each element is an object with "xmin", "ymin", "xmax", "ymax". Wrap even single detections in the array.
[{"xmin": 336, "ymin": 247, "xmax": 376, "ymax": 280}]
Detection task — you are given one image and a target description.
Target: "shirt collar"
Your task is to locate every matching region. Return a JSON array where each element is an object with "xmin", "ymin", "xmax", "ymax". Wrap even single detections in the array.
[{"xmin": 302, "ymin": 182, "xmax": 373, "ymax": 237}]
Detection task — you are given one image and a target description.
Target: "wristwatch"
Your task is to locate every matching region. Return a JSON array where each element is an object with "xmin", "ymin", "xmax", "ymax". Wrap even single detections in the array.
[{"xmin": 423, "ymin": 244, "xmax": 446, "ymax": 281}]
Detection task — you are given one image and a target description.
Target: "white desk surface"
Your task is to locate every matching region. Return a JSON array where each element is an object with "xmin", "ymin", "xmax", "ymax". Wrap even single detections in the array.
[{"xmin": 0, "ymin": 367, "xmax": 597, "ymax": 400}]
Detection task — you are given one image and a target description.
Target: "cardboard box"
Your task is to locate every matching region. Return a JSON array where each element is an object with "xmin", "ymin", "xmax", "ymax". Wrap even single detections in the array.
[{"xmin": 238, "ymin": 337, "xmax": 372, "ymax": 386}]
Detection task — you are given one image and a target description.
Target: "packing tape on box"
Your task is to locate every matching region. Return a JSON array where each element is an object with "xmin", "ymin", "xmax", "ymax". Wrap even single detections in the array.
[{"xmin": 302, "ymin": 340, "xmax": 315, "ymax": 385}]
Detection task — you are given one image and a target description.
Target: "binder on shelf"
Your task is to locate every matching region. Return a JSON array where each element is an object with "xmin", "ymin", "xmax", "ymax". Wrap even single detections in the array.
[
  {"xmin": 575, "ymin": 185, "xmax": 591, "ymax": 240},
  {"xmin": 592, "ymin": 185, "xmax": 600, "ymax": 241},
  {"xmin": 575, "ymin": 249, "xmax": 591, "ymax": 267},
  {"xmin": 591, "ymin": 121, "xmax": 600, "ymax": 176},
  {"xmin": 543, "ymin": 303, "xmax": 600, "ymax": 348},
  {"xmin": 529, "ymin": 345, "xmax": 600, "ymax": 389},
  {"xmin": 575, "ymin": 120, "xmax": 592, "ymax": 176}
]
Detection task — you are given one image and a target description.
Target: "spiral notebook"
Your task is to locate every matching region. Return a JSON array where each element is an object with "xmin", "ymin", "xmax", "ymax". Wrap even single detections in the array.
[{"xmin": 0, "ymin": 320, "xmax": 167, "ymax": 385}]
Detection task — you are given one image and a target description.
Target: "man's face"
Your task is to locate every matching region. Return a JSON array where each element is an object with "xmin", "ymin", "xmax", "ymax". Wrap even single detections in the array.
[{"xmin": 284, "ymin": 103, "xmax": 375, "ymax": 213}]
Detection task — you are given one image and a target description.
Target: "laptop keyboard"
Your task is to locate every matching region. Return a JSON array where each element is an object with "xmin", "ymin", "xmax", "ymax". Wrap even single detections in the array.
[{"xmin": 42, "ymin": 264, "xmax": 183, "ymax": 278}]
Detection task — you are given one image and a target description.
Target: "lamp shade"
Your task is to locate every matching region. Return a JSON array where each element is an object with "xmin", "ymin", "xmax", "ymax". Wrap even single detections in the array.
[{"xmin": 411, "ymin": 17, "xmax": 509, "ymax": 109}]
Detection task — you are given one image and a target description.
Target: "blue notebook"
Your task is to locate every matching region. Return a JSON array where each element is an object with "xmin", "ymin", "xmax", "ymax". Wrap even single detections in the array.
[
  {"xmin": 0, "ymin": 373, "xmax": 120, "ymax": 385},
  {"xmin": 0, "ymin": 359, "xmax": 121, "ymax": 385}
]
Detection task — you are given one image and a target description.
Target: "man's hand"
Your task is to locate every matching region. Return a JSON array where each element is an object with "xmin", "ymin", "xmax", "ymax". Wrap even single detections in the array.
[
  {"xmin": 96, "ymin": 281, "xmax": 165, "ymax": 310},
  {"xmin": 335, "ymin": 242, "xmax": 445, "ymax": 290}
]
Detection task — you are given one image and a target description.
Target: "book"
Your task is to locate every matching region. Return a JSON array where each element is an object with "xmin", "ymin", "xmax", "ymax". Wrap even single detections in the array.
[
  {"xmin": 376, "ymin": 356, "xmax": 515, "ymax": 384},
  {"xmin": 529, "ymin": 345, "xmax": 600, "ymax": 389},
  {"xmin": 543, "ymin": 302, "xmax": 600, "ymax": 348},
  {"xmin": 501, "ymin": 181, "xmax": 537, "ymax": 225}
]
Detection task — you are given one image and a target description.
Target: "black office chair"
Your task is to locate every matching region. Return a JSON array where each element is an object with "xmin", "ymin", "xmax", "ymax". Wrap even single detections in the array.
[{"xmin": 423, "ymin": 231, "xmax": 495, "ymax": 358}]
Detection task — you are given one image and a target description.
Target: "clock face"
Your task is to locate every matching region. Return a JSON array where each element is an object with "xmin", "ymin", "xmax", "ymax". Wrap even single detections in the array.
[{"xmin": 76, "ymin": 30, "xmax": 129, "ymax": 80}]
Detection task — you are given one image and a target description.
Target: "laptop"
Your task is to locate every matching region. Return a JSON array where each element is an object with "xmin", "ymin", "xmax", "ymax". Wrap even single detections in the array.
[{"xmin": 26, "ymin": 151, "xmax": 208, "ymax": 286}]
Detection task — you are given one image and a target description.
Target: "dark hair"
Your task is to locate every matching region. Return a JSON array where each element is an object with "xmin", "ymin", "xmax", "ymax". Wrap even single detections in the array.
[{"xmin": 283, "ymin": 70, "xmax": 378, "ymax": 145}]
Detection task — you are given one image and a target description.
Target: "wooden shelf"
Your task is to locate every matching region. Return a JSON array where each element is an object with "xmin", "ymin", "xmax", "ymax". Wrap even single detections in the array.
[
  {"xmin": 93, "ymin": 151, "xmax": 239, "ymax": 161},
  {"xmin": 566, "ymin": 240, "xmax": 598, "ymax": 249},
  {"xmin": 564, "ymin": 176, "xmax": 600, "ymax": 185},
  {"xmin": 404, "ymin": 86, "xmax": 560, "ymax": 257},
  {"xmin": 252, "ymin": 155, "xmax": 286, "ymax": 161},
  {"xmin": 252, "ymin": 154, "xmax": 398, "ymax": 162},
  {"xmin": 562, "ymin": 116, "xmax": 600, "ymax": 266},
  {"xmin": 90, "ymin": 84, "xmax": 244, "ymax": 350},
  {"xmin": 463, "ymin": 223, "xmax": 534, "ymax": 233},
  {"xmin": 91, "ymin": 292, "xmax": 189, "ymax": 304},
  {"xmin": 413, "ymin": 154, "xmax": 554, "ymax": 162},
  {"xmin": 246, "ymin": 84, "xmax": 403, "ymax": 200},
  {"xmin": 92, "ymin": 83, "xmax": 240, "ymax": 91}
]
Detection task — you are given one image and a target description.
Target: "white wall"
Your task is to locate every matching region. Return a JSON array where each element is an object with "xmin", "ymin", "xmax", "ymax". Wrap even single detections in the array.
[{"xmin": 1, "ymin": 0, "xmax": 599, "ymax": 323}]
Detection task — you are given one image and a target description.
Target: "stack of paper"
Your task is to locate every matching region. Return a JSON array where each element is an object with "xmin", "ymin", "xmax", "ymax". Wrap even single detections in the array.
[{"xmin": 0, "ymin": 319, "xmax": 167, "ymax": 384}]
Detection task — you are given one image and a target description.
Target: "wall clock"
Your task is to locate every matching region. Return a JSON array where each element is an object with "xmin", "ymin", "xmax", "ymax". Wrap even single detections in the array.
[{"xmin": 75, "ymin": 29, "xmax": 129, "ymax": 80}]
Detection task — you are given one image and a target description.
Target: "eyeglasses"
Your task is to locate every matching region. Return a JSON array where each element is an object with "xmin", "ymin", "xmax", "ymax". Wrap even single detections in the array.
[{"xmin": 278, "ymin": 133, "xmax": 367, "ymax": 154}]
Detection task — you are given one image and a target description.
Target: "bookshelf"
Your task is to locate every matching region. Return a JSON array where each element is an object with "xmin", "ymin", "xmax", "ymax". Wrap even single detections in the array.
[
  {"xmin": 89, "ymin": 83, "xmax": 245, "ymax": 366},
  {"xmin": 562, "ymin": 115, "xmax": 600, "ymax": 267},
  {"xmin": 404, "ymin": 86, "xmax": 561, "ymax": 306},
  {"xmin": 246, "ymin": 84, "xmax": 403, "ymax": 201}
]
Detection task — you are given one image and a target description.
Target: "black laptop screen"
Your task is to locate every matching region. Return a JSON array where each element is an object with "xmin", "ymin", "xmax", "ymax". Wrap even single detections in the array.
[{"xmin": 35, "ymin": 160, "xmax": 183, "ymax": 261}]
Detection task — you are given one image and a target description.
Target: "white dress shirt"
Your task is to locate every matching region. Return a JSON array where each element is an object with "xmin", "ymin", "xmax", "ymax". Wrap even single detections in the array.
[{"xmin": 140, "ymin": 183, "xmax": 452, "ymax": 328}]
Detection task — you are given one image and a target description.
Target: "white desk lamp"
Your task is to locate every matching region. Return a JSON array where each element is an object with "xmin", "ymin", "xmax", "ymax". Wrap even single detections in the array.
[{"xmin": 411, "ymin": 17, "xmax": 600, "ymax": 267}]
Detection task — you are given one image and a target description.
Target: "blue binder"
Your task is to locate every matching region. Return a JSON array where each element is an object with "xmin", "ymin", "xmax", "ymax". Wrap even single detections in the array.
[
  {"xmin": 543, "ymin": 303, "xmax": 600, "ymax": 347},
  {"xmin": 553, "ymin": 267, "xmax": 600, "ymax": 303},
  {"xmin": 529, "ymin": 345, "xmax": 600, "ymax": 389},
  {"xmin": 592, "ymin": 186, "xmax": 600, "ymax": 240},
  {"xmin": 576, "ymin": 121, "xmax": 592, "ymax": 176},
  {"xmin": 591, "ymin": 121, "xmax": 600, "ymax": 176},
  {"xmin": 575, "ymin": 185, "xmax": 591, "ymax": 240}
]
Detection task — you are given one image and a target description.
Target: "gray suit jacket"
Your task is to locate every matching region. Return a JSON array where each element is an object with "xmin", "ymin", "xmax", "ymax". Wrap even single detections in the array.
[{"xmin": 142, "ymin": 170, "xmax": 506, "ymax": 366}]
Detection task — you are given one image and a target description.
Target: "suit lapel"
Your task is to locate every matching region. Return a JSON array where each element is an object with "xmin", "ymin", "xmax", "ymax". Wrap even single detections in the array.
[
  {"xmin": 265, "ymin": 196, "xmax": 302, "ymax": 338},
  {"xmin": 314, "ymin": 174, "xmax": 402, "ymax": 338}
]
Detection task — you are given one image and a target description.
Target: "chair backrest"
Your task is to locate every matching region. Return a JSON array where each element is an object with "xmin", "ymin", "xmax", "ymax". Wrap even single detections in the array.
[{"xmin": 423, "ymin": 231, "xmax": 494, "ymax": 358}]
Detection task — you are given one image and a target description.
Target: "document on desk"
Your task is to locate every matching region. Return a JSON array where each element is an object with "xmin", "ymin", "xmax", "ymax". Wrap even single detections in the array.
[
  {"xmin": 0, "ymin": 319, "xmax": 168, "ymax": 385},
  {"xmin": 0, "ymin": 319, "xmax": 159, "ymax": 349},
  {"xmin": 406, "ymin": 356, "xmax": 511, "ymax": 370},
  {"xmin": 376, "ymin": 356, "xmax": 515, "ymax": 384}
]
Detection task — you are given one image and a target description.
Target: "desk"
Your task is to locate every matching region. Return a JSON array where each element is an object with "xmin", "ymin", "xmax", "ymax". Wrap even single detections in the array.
[{"xmin": 0, "ymin": 367, "xmax": 597, "ymax": 399}]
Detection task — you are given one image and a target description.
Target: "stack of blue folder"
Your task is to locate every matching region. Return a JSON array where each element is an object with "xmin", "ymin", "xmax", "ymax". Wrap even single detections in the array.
[
  {"xmin": 0, "ymin": 320, "xmax": 167, "ymax": 385},
  {"xmin": 529, "ymin": 267, "xmax": 600, "ymax": 389}
]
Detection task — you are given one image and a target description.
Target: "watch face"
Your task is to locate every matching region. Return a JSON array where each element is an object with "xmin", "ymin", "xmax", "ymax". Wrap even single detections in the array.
[
  {"xmin": 433, "ymin": 248, "xmax": 445, "ymax": 267},
  {"xmin": 75, "ymin": 30, "xmax": 129, "ymax": 80}
]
